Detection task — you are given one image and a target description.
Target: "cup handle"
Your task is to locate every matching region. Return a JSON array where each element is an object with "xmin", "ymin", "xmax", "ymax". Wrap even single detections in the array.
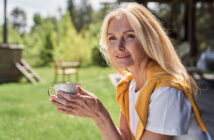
[{"xmin": 48, "ymin": 87, "xmax": 55, "ymax": 96}]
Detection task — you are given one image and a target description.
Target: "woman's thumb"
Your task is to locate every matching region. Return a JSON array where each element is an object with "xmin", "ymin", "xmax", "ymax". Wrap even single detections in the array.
[
  {"xmin": 76, "ymin": 86, "xmax": 88, "ymax": 95},
  {"xmin": 76, "ymin": 86, "xmax": 97, "ymax": 98}
]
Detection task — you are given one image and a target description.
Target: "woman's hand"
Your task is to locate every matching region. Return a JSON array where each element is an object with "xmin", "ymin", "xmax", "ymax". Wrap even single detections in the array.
[
  {"xmin": 49, "ymin": 86, "xmax": 123, "ymax": 140},
  {"xmin": 49, "ymin": 86, "xmax": 106, "ymax": 121}
]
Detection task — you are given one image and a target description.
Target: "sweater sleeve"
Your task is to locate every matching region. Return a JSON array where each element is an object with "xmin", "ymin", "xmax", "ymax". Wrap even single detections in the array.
[{"xmin": 145, "ymin": 87, "xmax": 192, "ymax": 135}]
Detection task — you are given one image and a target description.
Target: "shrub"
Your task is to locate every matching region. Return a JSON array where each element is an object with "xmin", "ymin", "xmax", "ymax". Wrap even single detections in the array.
[{"xmin": 91, "ymin": 45, "xmax": 107, "ymax": 67}]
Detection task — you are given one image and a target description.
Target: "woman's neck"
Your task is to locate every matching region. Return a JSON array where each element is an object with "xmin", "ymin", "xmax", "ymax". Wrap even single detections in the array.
[{"xmin": 127, "ymin": 58, "xmax": 152, "ymax": 91}]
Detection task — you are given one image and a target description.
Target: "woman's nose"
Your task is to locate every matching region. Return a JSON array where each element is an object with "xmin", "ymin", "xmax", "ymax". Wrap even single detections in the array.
[{"xmin": 117, "ymin": 37, "xmax": 125, "ymax": 51}]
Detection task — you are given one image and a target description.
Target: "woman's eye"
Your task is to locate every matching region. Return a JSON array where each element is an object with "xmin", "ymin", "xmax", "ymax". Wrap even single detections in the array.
[
  {"xmin": 108, "ymin": 36, "xmax": 116, "ymax": 41},
  {"xmin": 124, "ymin": 34, "xmax": 135, "ymax": 41},
  {"xmin": 127, "ymin": 34, "xmax": 135, "ymax": 38}
]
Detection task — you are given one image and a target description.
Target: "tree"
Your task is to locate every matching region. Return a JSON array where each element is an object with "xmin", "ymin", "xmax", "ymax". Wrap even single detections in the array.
[
  {"xmin": 30, "ymin": 13, "xmax": 43, "ymax": 33},
  {"xmin": 53, "ymin": 11, "xmax": 91, "ymax": 65},
  {"xmin": 67, "ymin": 0, "xmax": 93, "ymax": 32},
  {"xmin": 40, "ymin": 31, "xmax": 54, "ymax": 65},
  {"xmin": 91, "ymin": 3, "xmax": 111, "ymax": 23},
  {"xmin": 10, "ymin": 7, "xmax": 27, "ymax": 34},
  {"xmin": 33, "ymin": 13, "xmax": 43, "ymax": 26}
]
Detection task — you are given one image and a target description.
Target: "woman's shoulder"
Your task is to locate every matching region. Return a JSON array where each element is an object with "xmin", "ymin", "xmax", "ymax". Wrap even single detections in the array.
[
  {"xmin": 149, "ymin": 87, "xmax": 192, "ymax": 116},
  {"xmin": 150, "ymin": 86, "xmax": 189, "ymax": 104},
  {"xmin": 146, "ymin": 86, "xmax": 192, "ymax": 135},
  {"xmin": 146, "ymin": 62, "xmax": 186, "ymax": 90}
]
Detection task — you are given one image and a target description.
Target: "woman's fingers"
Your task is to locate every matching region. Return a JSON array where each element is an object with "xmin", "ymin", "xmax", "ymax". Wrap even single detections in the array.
[
  {"xmin": 50, "ymin": 98, "xmax": 73, "ymax": 110},
  {"xmin": 50, "ymin": 93, "xmax": 87, "ymax": 113},
  {"xmin": 77, "ymin": 86, "xmax": 88, "ymax": 95},
  {"xmin": 50, "ymin": 94, "xmax": 83, "ymax": 110},
  {"xmin": 57, "ymin": 108, "xmax": 91, "ymax": 118},
  {"xmin": 57, "ymin": 92, "xmax": 96, "ymax": 110},
  {"xmin": 50, "ymin": 90, "xmax": 103, "ymax": 119},
  {"xmin": 50, "ymin": 92, "xmax": 90, "ymax": 117},
  {"xmin": 57, "ymin": 91, "xmax": 82, "ymax": 101},
  {"xmin": 77, "ymin": 87, "xmax": 94, "ymax": 97},
  {"xmin": 50, "ymin": 94, "xmax": 57, "ymax": 99},
  {"xmin": 55, "ymin": 94, "xmax": 76, "ymax": 106},
  {"xmin": 57, "ymin": 108, "xmax": 75, "ymax": 115},
  {"xmin": 77, "ymin": 87, "xmax": 98, "ymax": 99}
]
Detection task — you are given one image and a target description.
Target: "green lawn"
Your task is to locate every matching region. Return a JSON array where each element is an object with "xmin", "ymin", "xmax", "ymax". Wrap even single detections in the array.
[{"xmin": 0, "ymin": 66, "xmax": 120, "ymax": 140}]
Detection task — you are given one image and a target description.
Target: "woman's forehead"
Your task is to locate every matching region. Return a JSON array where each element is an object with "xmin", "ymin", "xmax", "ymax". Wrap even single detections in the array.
[{"xmin": 107, "ymin": 15, "xmax": 133, "ymax": 34}]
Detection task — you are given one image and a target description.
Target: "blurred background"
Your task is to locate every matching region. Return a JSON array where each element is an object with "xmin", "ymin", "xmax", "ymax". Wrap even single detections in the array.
[
  {"xmin": 0, "ymin": 0, "xmax": 214, "ymax": 140},
  {"xmin": 0, "ymin": 0, "xmax": 214, "ymax": 67}
]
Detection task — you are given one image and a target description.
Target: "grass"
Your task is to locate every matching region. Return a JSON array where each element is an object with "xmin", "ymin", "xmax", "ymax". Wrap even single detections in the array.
[{"xmin": 0, "ymin": 66, "xmax": 120, "ymax": 140}]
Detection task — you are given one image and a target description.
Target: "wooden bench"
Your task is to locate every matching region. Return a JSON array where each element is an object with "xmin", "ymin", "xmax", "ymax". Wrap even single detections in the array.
[{"xmin": 53, "ymin": 59, "xmax": 80, "ymax": 83}]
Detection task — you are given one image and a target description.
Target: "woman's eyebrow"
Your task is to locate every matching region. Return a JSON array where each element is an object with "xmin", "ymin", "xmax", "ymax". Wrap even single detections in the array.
[
  {"xmin": 107, "ymin": 29, "xmax": 134, "ymax": 36},
  {"xmin": 107, "ymin": 33, "xmax": 114, "ymax": 36},
  {"xmin": 123, "ymin": 29, "xmax": 134, "ymax": 34}
]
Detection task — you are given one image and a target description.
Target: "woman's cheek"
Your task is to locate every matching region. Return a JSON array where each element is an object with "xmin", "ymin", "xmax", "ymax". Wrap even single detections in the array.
[{"xmin": 107, "ymin": 46, "xmax": 114, "ymax": 58}]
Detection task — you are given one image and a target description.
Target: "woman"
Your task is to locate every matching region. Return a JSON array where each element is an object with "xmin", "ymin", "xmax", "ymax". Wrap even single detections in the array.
[{"xmin": 49, "ymin": 3, "xmax": 212, "ymax": 140}]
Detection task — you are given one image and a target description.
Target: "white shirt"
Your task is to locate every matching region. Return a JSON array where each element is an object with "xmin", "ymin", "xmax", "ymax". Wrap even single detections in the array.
[{"xmin": 129, "ymin": 79, "xmax": 212, "ymax": 140}]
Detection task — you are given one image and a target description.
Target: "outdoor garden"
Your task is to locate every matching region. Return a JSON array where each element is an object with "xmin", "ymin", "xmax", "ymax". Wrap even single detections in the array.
[
  {"xmin": 0, "ymin": 0, "xmax": 214, "ymax": 139},
  {"xmin": 0, "ymin": 1, "xmax": 119, "ymax": 139},
  {"xmin": 0, "ymin": 66, "xmax": 118, "ymax": 140}
]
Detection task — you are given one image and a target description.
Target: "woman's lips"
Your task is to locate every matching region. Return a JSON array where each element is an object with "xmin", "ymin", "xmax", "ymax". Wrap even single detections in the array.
[{"xmin": 115, "ymin": 55, "xmax": 130, "ymax": 59}]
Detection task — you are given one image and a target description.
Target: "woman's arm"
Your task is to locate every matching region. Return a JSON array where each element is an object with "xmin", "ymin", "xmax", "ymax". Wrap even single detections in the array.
[
  {"xmin": 140, "ymin": 129, "xmax": 172, "ymax": 140},
  {"xmin": 94, "ymin": 112, "xmax": 132, "ymax": 140},
  {"xmin": 119, "ymin": 113, "xmax": 132, "ymax": 140},
  {"xmin": 49, "ymin": 87, "xmax": 130, "ymax": 140},
  {"xmin": 93, "ymin": 110, "xmax": 122, "ymax": 140},
  {"xmin": 118, "ymin": 113, "xmax": 171, "ymax": 140}
]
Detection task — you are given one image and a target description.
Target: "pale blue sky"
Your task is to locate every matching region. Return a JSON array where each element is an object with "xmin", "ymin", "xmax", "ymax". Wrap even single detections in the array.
[{"xmin": 0, "ymin": 0, "xmax": 116, "ymax": 31}]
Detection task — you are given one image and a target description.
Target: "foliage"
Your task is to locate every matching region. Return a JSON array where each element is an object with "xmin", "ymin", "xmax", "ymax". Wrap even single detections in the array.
[
  {"xmin": 84, "ymin": 21, "xmax": 102, "ymax": 51},
  {"xmin": 0, "ymin": 24, "xmax": 23, "ymax": 44},
  {"xmin": 151, "ymin": 3, "xmax": 214, "ymax": 59},
  {"xmin": 91, "ymin": 45, "xmax": 107, "ymax": 67},
  {"xmin": 22, "ymin": 11, "xmax": 93, "ymax": 66},
  {"xmin": 85, "ymin": 5, "xmax": 111, "ymax": 67},
  {"xmin": 91, "ymin": 4, "xmax": 111, "ymax": 24},
  {"xmin": 10, "ymin": 7, "xmax": 27, "ymax": 34},
  {"xmin": 67, "ymin": 0, "xmax": 93, "ymax": 32},
  {"xmin": 0, "ymin": 3, "xmax": 110, "ymax": 67},
  {"xmin": 22, "ymin": 16, "xmax": 57, "ymax": 66},
  {"xmin": 196, "ymin": 3, "xmax": 214, "ymax": 54},
  {"xmin": 53, "ymin": 11, "xmax": 91, "ymax": 65},
  {"xmin": 1, "ymin": 2, "xmax": 214, "ymax": 67},
  {"xmin": 40, "ymin": 31, "xmax": 54, "ymax": 66},
  {"xmin": 31, "ymin": 13, "xmax": 43, "ymax": 32}
]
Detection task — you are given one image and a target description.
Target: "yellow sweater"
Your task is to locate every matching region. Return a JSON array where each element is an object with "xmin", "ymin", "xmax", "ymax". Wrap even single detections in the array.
[{"xmin": 116, "ymin": 61, "xmax": 207, "ymax": 140}]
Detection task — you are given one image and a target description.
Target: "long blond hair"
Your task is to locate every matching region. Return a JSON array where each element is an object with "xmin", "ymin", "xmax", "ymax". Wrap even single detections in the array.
[{"xmin": 99, "ymin": 3, "xmax": 198, "ymax": 97}]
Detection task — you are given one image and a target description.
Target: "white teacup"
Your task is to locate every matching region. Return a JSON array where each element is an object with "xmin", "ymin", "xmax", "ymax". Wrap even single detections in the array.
[{"xmin": 48, "ymin": 83, "xmax": 80, "ymax": 96}]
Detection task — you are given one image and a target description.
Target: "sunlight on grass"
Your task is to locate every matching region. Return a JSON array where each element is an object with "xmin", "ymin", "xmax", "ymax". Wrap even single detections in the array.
[{"xmin": 0, "ymin": 66, "xmax": 120, "ymax": 140}]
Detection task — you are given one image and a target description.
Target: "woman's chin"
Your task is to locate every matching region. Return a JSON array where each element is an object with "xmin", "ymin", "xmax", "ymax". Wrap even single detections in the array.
[{"xmin": 116, "ymin": 62, "xmax": 132, "ymax": 69}]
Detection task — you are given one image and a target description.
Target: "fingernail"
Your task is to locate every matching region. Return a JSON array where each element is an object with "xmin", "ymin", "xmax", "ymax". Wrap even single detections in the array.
[
  {"xmin": 77, "ymin": 86, "xmax": 81, "ymax": 92},
  {"xmin": 57, "ymin": 91, "xmax": 63, "ymax": 95},
  {"xmin": 57, "ymin": 95, "xmax": 63, "ymax": 99},
  {"xmin": 50, "ymin": 95, "xmax": 56, "ymax": 99}
]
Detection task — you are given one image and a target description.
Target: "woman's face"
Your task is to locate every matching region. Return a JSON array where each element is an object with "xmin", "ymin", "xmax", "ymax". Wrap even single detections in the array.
[{"xmin": 107, "ymin": 15, "xmax": 148, "ymax": 69}]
